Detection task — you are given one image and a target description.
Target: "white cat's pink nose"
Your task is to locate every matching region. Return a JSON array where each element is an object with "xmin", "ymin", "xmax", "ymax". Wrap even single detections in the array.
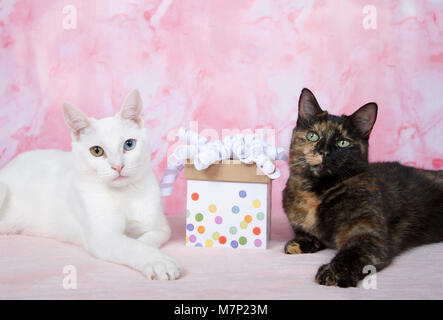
[{"xmin": 111, "ymin": 165, "xmax": 124, "ymax": 174}]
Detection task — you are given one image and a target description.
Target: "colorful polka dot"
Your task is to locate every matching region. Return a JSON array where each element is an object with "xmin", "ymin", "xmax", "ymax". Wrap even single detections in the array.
[
  {"xmin": 240, "ymin": 221, "xmax": 248, "ymax": 229},
  {"xmin": 229, "ymin": 226, "xmax": 237, "ymax": 235},
  {"xmin": 252, "ymin": 199, "xmax": 261, "ymax": 208},
  {"xmin": 239, "ymin": 237, "xmax": 247, "ymax": 245},
  {"xmin": 253, "ymin": 227, "xmax": 261, "ymax": 235},
  {"xmin": 239, "ymin": 190, "xmax": 247, "ymax": 198},
  {"xmin": 186, "ymin": 223, "xmax": 194, "ymax": 231},
  {"xmin": 244, "ymin": 215, "xmax": 252, "ymax": 223},
  {"xmin": 186, "ymin": 210, "xmax": 191, "ymax": 218},
  {"xmin": 254, "ymin": 239, "xmax": 262, "ymax": 247},
  {"xmin": 209, "ymin": 204, "xmax": 217, "ymax": 213},
  {"xmin": 205, "ymin": 239, "xmax": 214, "ymax": 248},
  {"xmin": 232, "ymin": 205, "xmax": 240, "ymax": 214},
  {"xmin": 191, "ymin": 193, "xmax": 199, "ymax": 201},
  {"xmin": 212, "ymin": 232, "xmax": 220, "ymax": 240},
  {"xmin": 219, "ymin": 236, "xmax": 227, "ymax": 244},
  {"xmin": 189, "ymin": 235, "xmax": 196, "ymax": 243},
  {"xmin": 195, "ymin": 243, "xmax": 203, "ymax": 247},
  {"xmin": 185, "ymin": 235, "xmax": 189, "ymax": 243},
  {"xmin": 195, "ymin": 213, "xmax": 204, "ymax": 222},
  {"xmin": 231, "ymin": 240, "xmax": 239, "ymax": 248},
  {"xmin": 197, "ymin": 225, "xmax": 205, "ymax": 234},
  {"xmin": 256, "ymin": 212, "xmax": 265, "ymax": 221},
  {"xmin": 215, "ymin": 216, "xmax": 223, "ymax": 224}
]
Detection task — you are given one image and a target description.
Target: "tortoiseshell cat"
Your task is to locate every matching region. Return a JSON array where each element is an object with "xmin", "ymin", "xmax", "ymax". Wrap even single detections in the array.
[{"xmin": 283, "ymin": 88, "xmax": 443, "ymax": 288}]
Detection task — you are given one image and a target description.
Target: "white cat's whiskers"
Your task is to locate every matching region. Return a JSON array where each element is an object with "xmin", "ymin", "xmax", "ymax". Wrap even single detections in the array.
[{"xmin": 122, "ymin": 164, "xmax": 141, "ymax": 172}]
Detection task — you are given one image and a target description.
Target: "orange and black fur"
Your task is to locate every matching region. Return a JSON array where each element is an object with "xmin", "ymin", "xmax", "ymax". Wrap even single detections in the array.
[{"xmin": 283, "ymin": 88, "xmax": 443, "ymax": 288}]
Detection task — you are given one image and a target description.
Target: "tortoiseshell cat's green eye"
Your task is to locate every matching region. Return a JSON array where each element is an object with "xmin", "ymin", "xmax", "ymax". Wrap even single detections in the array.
[
  {"xmin": 306, "ymin": 132, "xmax": 319, "ymax": 142},
  {"xmin": 337, "ymin": 140, "xmax": 350, "ymax": 148}
]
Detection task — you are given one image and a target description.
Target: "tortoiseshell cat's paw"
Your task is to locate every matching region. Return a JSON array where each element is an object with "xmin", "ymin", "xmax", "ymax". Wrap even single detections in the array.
[
  {"xmin": 284, "ymin": 239, "xmax": 323, "ymax": 254},
  {"xmin": 284, "ymin": 240, "xmax": 303, "ymax": 254},
  {"xmin": 315, "ymin": 263, "xmax": 359, "ymax": 288}
]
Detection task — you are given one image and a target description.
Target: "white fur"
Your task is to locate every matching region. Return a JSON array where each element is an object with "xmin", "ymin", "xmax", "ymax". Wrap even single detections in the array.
[{"xmin": 0, "ymin": 90, "xmax": 180, "ymax": 280}]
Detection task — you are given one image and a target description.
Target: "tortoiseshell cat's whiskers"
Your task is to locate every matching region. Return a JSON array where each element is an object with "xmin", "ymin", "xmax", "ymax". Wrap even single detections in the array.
[
  {"xmin": 289, "ymin": 160, "xmax": 307, "ymax": 168},
  {"xmin": 283, "ymin": 88, "xmax": 443, "ymax": 288}
]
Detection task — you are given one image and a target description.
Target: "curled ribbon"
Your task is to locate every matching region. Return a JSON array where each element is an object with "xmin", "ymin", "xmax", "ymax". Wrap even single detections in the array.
[{"xmin": 160, "ymin": 127, "xmax": 288, "ymax": 197}]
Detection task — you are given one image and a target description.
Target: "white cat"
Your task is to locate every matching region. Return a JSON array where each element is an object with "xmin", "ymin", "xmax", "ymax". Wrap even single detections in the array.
[{"xmin": 0, "ymin": 90, "xmax": 181, "ymax": 280}]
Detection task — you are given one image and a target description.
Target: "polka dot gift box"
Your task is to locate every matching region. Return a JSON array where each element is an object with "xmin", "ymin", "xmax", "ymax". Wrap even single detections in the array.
[
  {"xmin": 160, "ymin": 127, "xmax": 287, "ymax": 250},
  {"xmin": 184, "ymin": 162, "xmax": 272, "ymax": 249}
]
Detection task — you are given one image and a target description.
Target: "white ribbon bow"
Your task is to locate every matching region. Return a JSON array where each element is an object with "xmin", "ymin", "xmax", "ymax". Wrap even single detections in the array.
[{"xmin": 160, "ymin": 127, "xmax": 288, "ymax": 197}]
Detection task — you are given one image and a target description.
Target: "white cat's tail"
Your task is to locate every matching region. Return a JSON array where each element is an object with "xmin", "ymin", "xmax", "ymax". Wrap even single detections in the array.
[{"xmin": 0, "ymin": 182, "xmax": 7, "ymax": 210}]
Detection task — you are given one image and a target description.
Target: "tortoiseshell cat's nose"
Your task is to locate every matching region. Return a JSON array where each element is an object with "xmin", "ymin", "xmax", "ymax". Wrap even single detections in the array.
[{"xmin": 319, "ymin": 150, "xmax": 329, "ymax": 157}]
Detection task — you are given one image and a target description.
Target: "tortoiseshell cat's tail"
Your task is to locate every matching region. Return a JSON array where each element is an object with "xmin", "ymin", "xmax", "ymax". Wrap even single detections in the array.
[
  {"xmin": 422, "ymin": 168, "xmax": 443, "ymax": 238},
  {"xmin": 429, "ymin": 169, "xmax": 443, "ymax": 183}
]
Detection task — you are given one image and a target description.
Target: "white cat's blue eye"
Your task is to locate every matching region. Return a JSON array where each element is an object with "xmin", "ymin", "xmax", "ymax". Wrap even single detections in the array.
[{"xmin": 124, "ymin": 139, "xmax": 136, "ymax": 151}]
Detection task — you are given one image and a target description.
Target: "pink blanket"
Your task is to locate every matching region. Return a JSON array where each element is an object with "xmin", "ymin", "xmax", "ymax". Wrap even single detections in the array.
[{"xmin": 1, "ymin": 215, "xmax": 442, "ymax": 299}]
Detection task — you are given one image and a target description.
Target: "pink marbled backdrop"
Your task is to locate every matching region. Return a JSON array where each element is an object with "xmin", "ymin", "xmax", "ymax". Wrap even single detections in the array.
[{"xmin": 0, "ymin": 0, "xmax": 442, "ymax": 215}]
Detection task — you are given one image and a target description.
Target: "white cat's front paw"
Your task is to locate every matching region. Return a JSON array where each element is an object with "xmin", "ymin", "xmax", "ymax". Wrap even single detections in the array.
[
  {"xmin": 138, "ymin": 230, "xmax": 170, "ymax": 248},
  {"xmin": 144, "ymin": 254, "xmax": 181, "ymax": 280}
]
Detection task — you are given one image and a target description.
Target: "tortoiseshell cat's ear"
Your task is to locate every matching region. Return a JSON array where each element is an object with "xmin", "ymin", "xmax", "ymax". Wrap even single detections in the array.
[
  {"xmin": 297, "ymin": 88, "xmax": 324, "ymax": 127},
  {"xmin": 349, "ymin": 102, "xmax": 378, "ymax": 138}
]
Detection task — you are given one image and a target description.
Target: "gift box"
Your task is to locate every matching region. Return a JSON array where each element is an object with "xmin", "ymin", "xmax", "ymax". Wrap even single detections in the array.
[
  {"xmin": 160, "ymin": 127, "xmax": 287, "ymax": 250},
  {"xmin": 184, "ymin": 160, "xmax": 271, "ymax": 249}
]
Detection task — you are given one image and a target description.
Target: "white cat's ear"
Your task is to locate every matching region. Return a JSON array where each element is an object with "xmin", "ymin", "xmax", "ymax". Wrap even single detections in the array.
[
  {"xmin": 120, "ymin": 89, "xmax": 143, "ymax": 127},
  {"xmin": 62, "ymin": 103, "xmax": 90, "ymax": 138}
]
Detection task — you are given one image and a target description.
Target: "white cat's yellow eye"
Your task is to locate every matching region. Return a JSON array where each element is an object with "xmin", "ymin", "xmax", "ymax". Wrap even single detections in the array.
[
  {"xmin": 337, "ymin": 140, "xmax": 350, "ymax": 148},
  {"xmin": 90, "ymin": 146, "xmax": 104, "ymax": 157},
  {"xmin": 306, "ymin": 132, "xmax": 319, "ymax": 142}
]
